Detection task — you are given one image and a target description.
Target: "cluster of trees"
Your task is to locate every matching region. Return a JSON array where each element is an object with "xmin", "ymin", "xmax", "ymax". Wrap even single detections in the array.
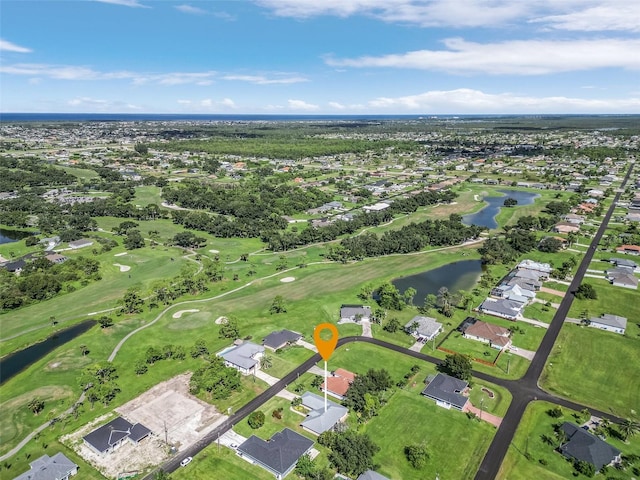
[
  {"xmin": 247, "ymin": 411, "xmax": 265, "ymax": 429},
  {"xmin": 575, "ymin": 283, "xmax": 597, "ymax": 300},
  {"xmin": 134, "ymin": 343, "xmax": 186, "ymax": 375},
  {"xmin": 0, "ymin": 256, "xmax": 101, "ymax": 310},
  {"xmin": 438, "ymin": 353, "xmax": 473, "ymax": 381},
  {"xmin": 294, "ymin": 454, "xmax": 334, "ymax": 480},
  {"xmin": 0, "ymin": 157, "xmax": 77, "ymax": 190},
  {"xmin": 343, "ymin": 369, "xmax": 393, "ymax": 422},
  {"xmin": 163, "ymin": 177, "xmax": 332, "ymax": 219},
  {"xmin": 318, "ymin": 430, "xmax": 380, "ymax": 478},
  {"xmin": 79, "ymin": 363, "xmax": 121, "ymax": 408},
  {"xmin": 478, "ymin": 227, "xmax": 538, "ymax": 265},
  {"xmin": 328, "ymin": 214, "xmax": 485, "ymax": 262},
  {"xmin": 189, "ymin": 355, "xmax": 241, "ymax": 400}
]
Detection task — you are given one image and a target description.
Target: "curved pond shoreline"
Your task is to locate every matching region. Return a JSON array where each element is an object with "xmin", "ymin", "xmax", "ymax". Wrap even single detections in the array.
[{"xmin": 463, "ymin": 190, "xmax": 540, "ymax": 230}]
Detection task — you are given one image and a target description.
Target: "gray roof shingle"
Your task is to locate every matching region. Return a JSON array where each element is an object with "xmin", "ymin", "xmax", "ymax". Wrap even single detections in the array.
[
  {"xmin": 13, "ymin": 453, "xmax": 77, "ymax": 480},
  {"xmin": 237, "ymin": 428, "xmax": 314, "ymax": 477},
  {"xmin": 422, "ymin": 373, "xmax": 469, "ymax": 409},
  {"xmin": 560, "ymin": 422, "xmax": 621, "ymax": 470}
]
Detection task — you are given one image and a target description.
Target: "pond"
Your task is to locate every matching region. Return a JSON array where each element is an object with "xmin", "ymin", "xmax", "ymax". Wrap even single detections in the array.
[
  {"xmin": 463, "ymin": 190, "xmax": 540, "ymax": 230},
  {"xmin": 392, "ymin": 259, "xmax": 483, "ymax": 307},
  {"xmin": 0, "ymin": 227, "xmax": 32, "ymax": 245},
  {"xmin": 0, "ymin": 320, "xmax": 96, "ymax": 384}
]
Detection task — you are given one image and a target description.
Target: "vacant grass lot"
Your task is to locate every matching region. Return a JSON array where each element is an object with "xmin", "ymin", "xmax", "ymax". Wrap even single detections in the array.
[
  {"xmin": 171, "ymin": 446, "xmax": 273, "ymax": 480},
  {"xmin": 541, "ymin": 324, "xmax": 640, "ymax": 418},
  {"xmin": 498, "ymin": 401, "xmax": 640, "ymax": 480},
  {"xmin": 363, "ymin": 388, "xmax": 497, "ymax": 480}
]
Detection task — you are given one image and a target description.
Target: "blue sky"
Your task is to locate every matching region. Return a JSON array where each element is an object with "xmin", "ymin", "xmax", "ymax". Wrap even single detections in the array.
[{"xmin": 1, "ymin": 0, "xmax": 639, "ymax": 114}]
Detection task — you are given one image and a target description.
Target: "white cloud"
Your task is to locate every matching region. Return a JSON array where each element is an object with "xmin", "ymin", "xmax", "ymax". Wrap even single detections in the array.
[
  {"xmin": 94, "ymin": 0, "xmax": 150, "ymax": 8},
  {"xmin": 326, "ymin": 37, "xmax": 640, "ymax": 75},
  {"xmin": 67, "ymin": 96, "xmax": 142, "ymax": 111},
  {"xmin": 531, "ymin": 1, "xmax": 640, "ymax": 32},
  {"xmin": 175, "ymin": 4, "xmax": 207, "ymax": 15},
  {"xmin": 220, "ymin": 98, "xmax": 236, "ymax": 108},
  {"xmin": 255, "ymin": 0, "xmax": 527, "ymax": 27},
  {"xmin": 287, "ymin": 99, "xmax": 320, "ymax": 111},
  {"xmin": 200, "ymin": 99, "xmax": 214, "ymax": 107},
  {"xmin": 328, "ymin": 101, "xmax": 347, "ymax": 110},
  {"xmin": 0, "ymin": 39, "xmax": 33, "ymax": 53},
  {"xmin": 222, "ymin": 74, "xmax": 308, "ymax": 85},
  {"xmin": 255, "ymin": 0, "xmax": 640, "ymax": 32},
  {"xmin": 0, "ymin": 63, "xmax": 217, "ymax": 85},
  {"xmin": 364, "ymin": 88, "xmax": 640, "ymax": 113},
  {"xmin": 177, "ymin": 99, "xmax": 192, "ymax": 105}
]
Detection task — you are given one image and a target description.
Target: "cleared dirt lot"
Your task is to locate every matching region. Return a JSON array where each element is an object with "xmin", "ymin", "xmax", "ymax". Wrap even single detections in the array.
[{"xmin": 63, "ymin": 373, "xmax": 227, "ymax": 479}]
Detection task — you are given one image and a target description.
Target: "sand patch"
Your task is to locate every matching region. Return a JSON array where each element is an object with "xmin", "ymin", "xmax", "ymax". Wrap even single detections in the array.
[
  {"xmin": 172, "ymin": 309, "xmax": 199, "ymax": 319},
  {"xmin": 209, "ymin": 249, "xmax": 219, "ymax": 253},
  {"xmin": 114, "ymin": 252, "xmax": 128, "ymax": 257},
  {"xmin": 113, "ymin": 263, "xmax": 131, "ymax": 272},
  {"xmin": 49, "ymin": 362, "xmax": 61, "ymax": 369},
  {"xmin": 280, "ymin": 276, "xmax": 295, "ymax": 283},
  {"xmin": 215, "ymin": 316, "xmax": 228, "ymax": 324},
  {"xmin": 474, "ymin": 195, "xmax": 481, "ymax": 201}
]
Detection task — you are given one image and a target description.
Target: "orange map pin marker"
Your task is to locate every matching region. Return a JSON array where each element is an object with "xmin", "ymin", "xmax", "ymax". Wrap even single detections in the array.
[{"xmin": 313, "ymin": 323, "xmax": 338, "ymax": 361}]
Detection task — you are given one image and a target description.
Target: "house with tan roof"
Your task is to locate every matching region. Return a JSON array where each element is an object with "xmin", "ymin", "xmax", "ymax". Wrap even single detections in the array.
[
  {"xmin": 321, "ymin": 368, "xmax": 356, "ymax": 400},
  {"xmin": 460, "ymin": 317, "xmax": 511, "ymax": 350}
]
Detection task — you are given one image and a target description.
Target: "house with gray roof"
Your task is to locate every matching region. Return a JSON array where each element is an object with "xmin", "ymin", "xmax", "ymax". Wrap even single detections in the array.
[
  {"xmin": 422, "ymin": 373, "xmax": 469, "ymax": 410},
  {"xmin": 607, "ymin": 270, "xmax": 639, "ymax": 290},
  {"xmin": 479, "ymin": 298, "xmax": 522, "ymax": 321},
  {"xmin": 404, "ymin": 316, "xmax": 442, "ymax": 342},
  {"xmin": 357, "ymin": 470, "xmax": 391, "ymax": 480},
  {"xmin": 609, "ymin": 258, "xmax": 639, "ymax": 272},
  {"xmin": 299, "ymin": 392, "xmax": 348, "ymax": 435},
  {"xmin": 13, "ymin": 453, "xmax": 78, "ymax": 480},
  {"xmin": 237, "ymin": 428, "xmax": 314, "ymax": 479},
  {"xmin": 517, "ymin": 259, "xmax": 552, "ymax": 276},
  {"xmin": 262, "ymin": 329, "xmax": 302, "ymax": 351},
  {"xmin": 559, "ymin": 422, "xmax": 621, "ymax": 471},
  {"xmin": 68, "ymin": 238, "xmax": 94, "ymax": 249},
  {"xmin": 339, "ymin": 304, "xmax": 372, "ymax": 322},
  {"xmin": 83, "ymin": 416, "xmax": 151, "ymax": 456},
  {"xmin": 217, "ymin": 341, "xmax": 264, "ymax": 375},
  {"xmin": 589, "ymin": 314, "xmax": 627, "ymax": 334}
]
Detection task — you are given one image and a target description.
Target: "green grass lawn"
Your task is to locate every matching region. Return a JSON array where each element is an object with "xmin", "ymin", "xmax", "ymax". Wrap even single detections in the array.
[
  {"xmin": 568, "ymin": 278, "xmax": 640, "ymax": 322},
  {"xmin": 133, "ymin": 185, "xmax": 163, "ymax": 206},
  {"xmin": 523, "ymin": 302, "xmax": 556, "ymax": 324},
  {"xmin": 263, "ymin": 345, "xmax": 314, "ymax": 379},
  {"xmin": 439, "ymin": 332, "xmax": 501, "ymax": 363},
  {"xmin": 498, "ymin": 401, "xmax": 640, "ymax": 480},
  {"xmin": 362, "ymin": 388, "xmax": 497, "ymax": 480},
  {"xmin": 541, "ymin": 324, "xmax": 640, "ymax": 418},
  {"xmin": 170, "ymin": 445, "xmax": 273, "ymax": 480}
]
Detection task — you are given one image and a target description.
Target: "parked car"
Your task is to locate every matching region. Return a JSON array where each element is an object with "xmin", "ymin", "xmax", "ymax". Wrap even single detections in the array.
[{"xmin": 180, "ymin": 457, "xmax": 192, "ymax": 467}]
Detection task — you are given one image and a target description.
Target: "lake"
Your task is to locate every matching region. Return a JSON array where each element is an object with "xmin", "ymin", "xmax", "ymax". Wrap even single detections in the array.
[
  {"xmin": 0, "ymin": 320, "xmax": 96, "ymax": 384},
  {"xmin": 0, "ymin": 228, "xmax": 32, "ymax": 245},
  {"xmin": 392, "ymin": 259, "xmax": 483, "ymax": 307},
  {"xmin": 463, "ymin": 190, "xmax": 540, "ymax": 230}
]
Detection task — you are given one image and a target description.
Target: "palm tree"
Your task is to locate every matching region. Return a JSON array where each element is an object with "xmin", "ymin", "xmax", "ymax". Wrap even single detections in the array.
[
  {"xmin": 260, "ymin": 355, "xmax": 273, "ymax": 370},
  {"xmin": 618, "ymin": 419, "xmax": 640, "ymax": 442},
  {"xmin": 79, "ymin": 345, "xmax": 88, "ymax": 356},
  {"xmin": 437, "ymin": 287, "xmax": 453, "ymax": 317}
]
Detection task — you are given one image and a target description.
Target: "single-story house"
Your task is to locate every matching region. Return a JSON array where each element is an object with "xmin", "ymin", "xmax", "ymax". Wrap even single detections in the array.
[
  {"xmin": 68, "ymin": 238, "xmax": 94, "ymax": 249},
  {"xmin": 616, "ymin": 245, "xmax": 640, "ymax": 255},
  {"xmin": 626, "ymin": 213, "xmax": 640, "ymax": 223},
  {"xmin": 321, "ymin": 368, "xmax": 356, "ymax": 400},
  {"xmin": 299, "ymin": 392, "xmax": 348, "ymax": 435},
  {"xmin": 339, "ymin": 305, "xmax": 372, "ymax": 322},
  {"xmin": 83, "ymin": 417, "xmax": 151, "ymax": 456},
  {"xmin": 517, "ymin": 259, "xmax": 552, "ymax": 276},
  {"xmin": 513, "ymin": 268, "xmax": 545, "ymax": 282},
  {"xmin": 404, "ymin": 316, "xmax": 443, "ymax": 342},
  {"xmin": 505, "ymin": 276, "xmax": 541, "ymax": 292},
  {"xmin": 422, "ymin": 373, "xmax": 469, "ymax": 410},
  {"xmin": 492, "ymin": 284, "xmax": 536, "ymax": 302},
  {"xmin": 363, "ymin": 202, "xmax": 391, "ymax": 212},
  {"xmin": 562, "ymin": 213, "xmax": 586, "ymax": 225},
  {"xmin": 479, "ymin": 298, "xmax": 522, "ymax": 321},
  {"xmin": 589, "ymin": 314, "xmax": 627, "ymax": 334},
  {"xmin": 357, "ymin": 471, "xmax": 392, "ymax": 480},
  {"xmin": 553, "ymin": 222, "xmax": 580, "ymax": 234},
  {"xmin": 559, "ymin": 422, "xmax": 621, "ymax": 471},
  {"xmin": 460, "ymin": 318, "xmax": 511, "ymax": 350},
  {"xmin": 262, "ymin": 329, "xmax": 302, "ymax": 351},
  {"xmin": 607, "ymin": 271, "xmax": 639, "ymax": 290},
  {"xmin": 45, "ymin": 253, "xmax": 68, "ymax": 264},
  {"xmin": 218, "ymin": 341, "xmax": 264, "ymax": 375},
  {"xmin": 2, "ymin": 259, "xmax": 26, "ymax": 273},
  {"xmin": 13, "ymin": 453, "xmax": 78, "ymax": 480},
  {"xmin": 609, "ymin": 258, "xmax": 639, "ymax": 272},
  {"xmin": 237, "ymin": 428, "xmax": 314, "ymax": 479}
]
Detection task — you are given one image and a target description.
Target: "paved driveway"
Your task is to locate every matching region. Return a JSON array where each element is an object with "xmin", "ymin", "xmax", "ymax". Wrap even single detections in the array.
[{"xmin": 361, "ymin": 320, "xmax": 372, "ymax": 338}]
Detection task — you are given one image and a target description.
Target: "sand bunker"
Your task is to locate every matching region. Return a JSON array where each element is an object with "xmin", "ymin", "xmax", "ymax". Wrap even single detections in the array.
[
  {"xmin": 474, "ymin": 195, "xmax": 481, "ymax": 201},
  {"xmin": 215, "ymin": 316, "xmax": 228, "ymax": 324},
  {"xmin": 113, "ymin": 263, "xmax": 131, "ymax": 272},
  {"xmin": 172, "ymin": 309, "xmax": 200, "ymax": 319},
  {"xmin": 209, "ymin": 249, "xmax": 219, "ymax": 253},
  {"xmin": 280, "ymin": 277, "xmax": 295, "ymax": 283},
  {"xmin": 114, "ymin": 252, "xmax": 128, "ymax": 257}
]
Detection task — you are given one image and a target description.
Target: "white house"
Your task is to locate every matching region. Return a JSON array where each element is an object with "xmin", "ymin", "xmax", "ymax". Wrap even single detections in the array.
[
  {"xmin": 589, "ymin": 314, "xmax": 627, "ymax": 334},
  {"xmin": 217, "ymin": 342, "xmax": 264, "ymax": 375}
]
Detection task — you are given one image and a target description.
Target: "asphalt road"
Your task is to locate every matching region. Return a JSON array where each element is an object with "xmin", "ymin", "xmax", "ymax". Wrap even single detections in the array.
[{"xmin": 145, "ymin": 163, "xmax": 634, "ymax": 480}]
